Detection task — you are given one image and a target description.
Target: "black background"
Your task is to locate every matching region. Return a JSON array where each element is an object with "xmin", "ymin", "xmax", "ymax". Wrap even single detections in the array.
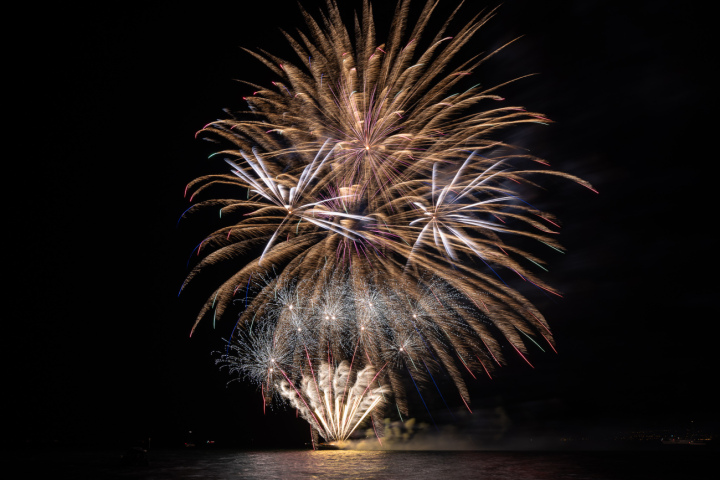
[{"xmin": 9, "ymin": 0, "xmax": 716, "ymax": 449}]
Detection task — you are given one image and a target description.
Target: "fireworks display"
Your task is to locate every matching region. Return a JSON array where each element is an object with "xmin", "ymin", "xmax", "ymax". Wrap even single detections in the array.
[{"xmin": 181, "ymin": 0, "xmax": 593, "ymax": 444}]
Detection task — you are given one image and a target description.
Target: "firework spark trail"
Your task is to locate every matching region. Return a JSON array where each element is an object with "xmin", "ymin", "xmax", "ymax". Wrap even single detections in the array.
[{"xmin": 186, "ymin": 0, "xmax": 592, "ymax": 442}]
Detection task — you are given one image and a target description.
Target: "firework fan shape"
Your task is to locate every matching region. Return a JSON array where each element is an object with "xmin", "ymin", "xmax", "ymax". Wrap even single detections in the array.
[{"xmin": 182, "ymin": 0, "xmax": 594, "ymax": 443}]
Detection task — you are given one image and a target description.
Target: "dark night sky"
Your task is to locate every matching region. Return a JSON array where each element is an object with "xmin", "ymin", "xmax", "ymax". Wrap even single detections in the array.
[{"xmin": 9, "ymin": 0, "xmax": 717, "ymax": 448}]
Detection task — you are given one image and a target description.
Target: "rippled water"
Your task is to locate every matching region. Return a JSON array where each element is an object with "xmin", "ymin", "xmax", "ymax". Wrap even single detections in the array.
[{"xmin": 26, "ymin": 448, "xmax": 713, "ymax": 479}]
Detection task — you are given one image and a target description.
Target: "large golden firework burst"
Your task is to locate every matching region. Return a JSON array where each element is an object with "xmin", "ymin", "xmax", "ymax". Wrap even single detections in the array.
[{"xmin": 182, "ymin": 0, "xmax": 593, "ymax": 440}]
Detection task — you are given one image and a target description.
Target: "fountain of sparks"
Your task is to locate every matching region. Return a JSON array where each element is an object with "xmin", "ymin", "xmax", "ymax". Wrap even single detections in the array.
[{"xmin": 279, "ymin": 361, "xmax": 387, "ymax": 444}]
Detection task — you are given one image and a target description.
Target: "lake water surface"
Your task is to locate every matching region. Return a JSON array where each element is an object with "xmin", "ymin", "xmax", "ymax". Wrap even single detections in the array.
[{"xmin": 24, "ymin": 448, "xmax": 714, "ymax": 479}]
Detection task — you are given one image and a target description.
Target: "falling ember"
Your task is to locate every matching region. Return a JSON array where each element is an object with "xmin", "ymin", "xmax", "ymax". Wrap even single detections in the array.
[{"xmin": 185, "ymin": 0, "xmax": 592, "ymax": 441}]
